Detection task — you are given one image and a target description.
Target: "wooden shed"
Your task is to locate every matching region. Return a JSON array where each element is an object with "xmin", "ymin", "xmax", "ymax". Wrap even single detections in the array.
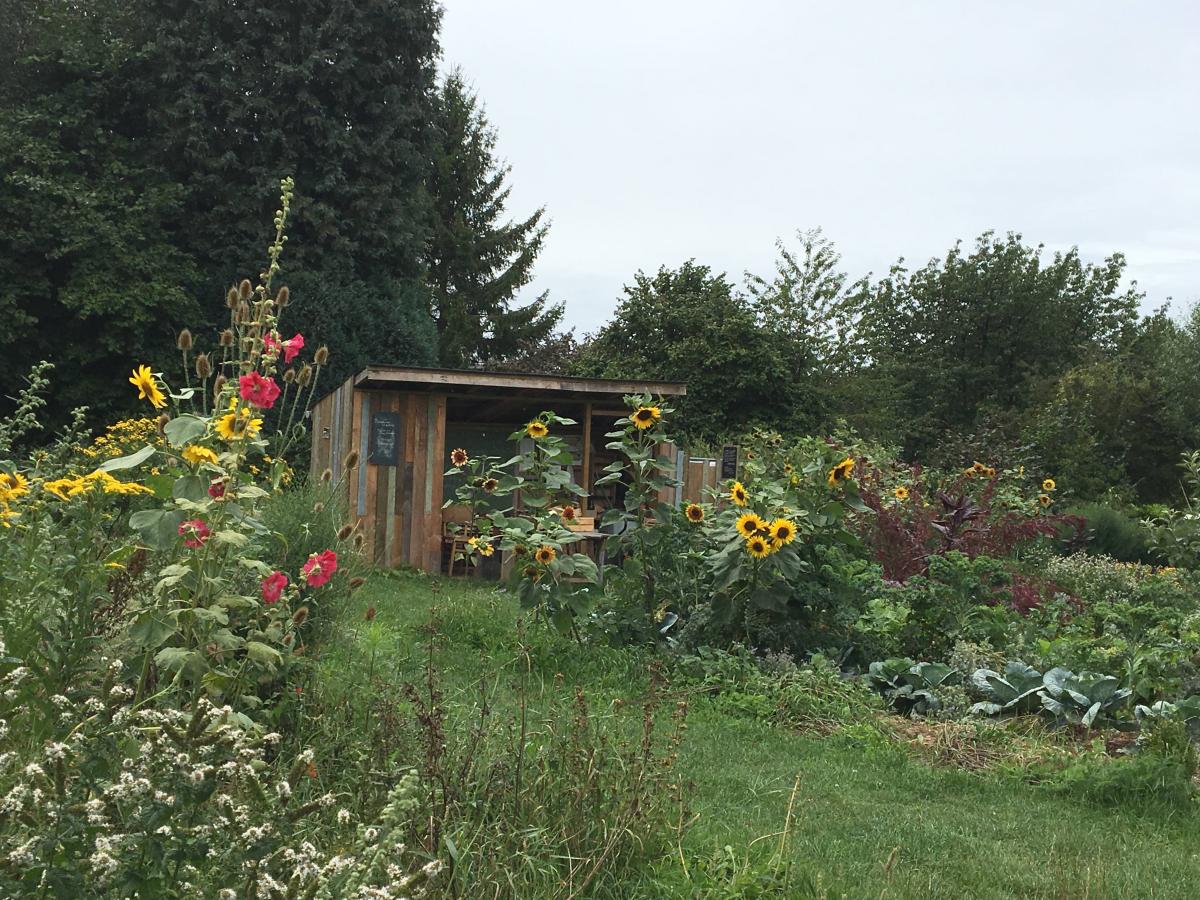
[{"xmin": 308, "ymin": 366, "xmax": 687, "ymax": 572}]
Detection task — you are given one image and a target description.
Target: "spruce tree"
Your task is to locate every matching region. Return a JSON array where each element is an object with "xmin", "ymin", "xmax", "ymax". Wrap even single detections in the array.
[{"xmin": 425, "ymin": 70, "xmax": 561, "ymax": 368}]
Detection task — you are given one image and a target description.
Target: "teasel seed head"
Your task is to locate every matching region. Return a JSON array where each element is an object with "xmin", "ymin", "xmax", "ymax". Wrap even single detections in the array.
[
  {"xmin": 238, "ymin": 279, "xmax": 253, "ymax": 301},
  {"xmin": 283, "ymin": 368, "xmax": 296, "ymax": 384},
  {"xmin": 297, "ymin": 364, "xmax": 313, "ymax": 386},
  {"xmin": 337, "ymin": 523, "xmax": 354, "ymax": 541},
  {"xmin": 275, "ymin": 285, "xmax": 290, "ymax": 308},
  {"xmin": 156, "ymin": 414, "xmax": 170, "ymax": 437},
  {"xmin": 351, "ymin": 577, "xmax": 367, "ymax": 591},
  {"xmin": 291, "ymin": 606, "xmax": 309, "ymax": 626},
  {"xmin": 343, "ymin": 450, "xmax": 360, "ymax": 470},
  {"xmin": 195, "ymin": 353, "xmax": 212, "ymax": 379},
  {"xmin": 176, "ymin": 329, "xmax": 193, "ymax": 351},
  {"xmin": 226, "ymin": 286, "xmax": 239, "ymax": 308},
  {"xmin": 213, "ymin": 374, "xmax": 227, "ymax": 401},
  {"xmin": 235, "ymin": 300, "xmax": 250, "ymax": 323},
  {"xmin": 353, "ymin": 533, "xmax": 365, "ymax": 550},
  {"xmin": 219, "ymin": 329, "xmax": 235, "ymax": 348},
  {"xmin": 320, "ymin": 468, "xmax": 332, "ymax": 483},
  {"xmin": 314, "ymin": 345, "xmax": 329, "ymax": 366},
  {"xmin": 313, "ymin": 501, "xmax": 325, "ymax": 513}
]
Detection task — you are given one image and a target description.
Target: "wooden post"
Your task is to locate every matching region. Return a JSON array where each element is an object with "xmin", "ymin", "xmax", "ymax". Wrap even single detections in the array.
[{"xmin": 582, "ymin": 401, "xmax": 592, "ymax": 508}]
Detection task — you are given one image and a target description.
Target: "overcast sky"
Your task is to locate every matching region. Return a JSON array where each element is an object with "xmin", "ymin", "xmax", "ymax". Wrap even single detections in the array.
[{"xmin": 440, "ymin": 1, "xmax": 1200, "ymax": 335}]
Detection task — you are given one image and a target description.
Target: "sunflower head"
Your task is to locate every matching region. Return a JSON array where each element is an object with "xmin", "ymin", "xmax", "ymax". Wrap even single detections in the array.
[
  {"xmin": 685, "ymin": 503, "xmax": 705, "ymax": 523},
  {"xmin": 526, "ymin": 420, "xmax": 549, "ymax": 439},
  {"xmin": 534, "ymin": 545, "xmax": 557, "ymax": 565},
  {"xmin": 893, "ymin": 486, "xmax": 910, "ymax": 501},
  {"xmin": 482, "ymin": 477, "xmax": 499, "ymax": 494},
  {"xmin": 769, "ymin": 518, "xmax": 796, "ymax": 545},
  {"xmin": 129, "ymin": 364, "xmax": 167, "ymax": 410},
  {"xmin": 729, "ymin": 481, "xmax": 748, "ymax": 506},
  {"xmin": 1038, "ymin": 493, "xmax": 1052, "ymax": 507},
  {"xmin": 1042, "ymin": 478, "xmax": 1056, "ymax": 492},
  {"xmin": 745, "ymin": 535, "xmax": 772, "ymax": 559},
  {"xmin": 183, "ymin": 445, "xmax": 219, "ymax": 467},
  {"xmin": 631, "ymin": 406, "xmax": 661, "ymax": 430},
  {"xmin": 827, "ymin": 457, "xmax": 854, "ymax": 487},
  {"xmin": 561, "ymin": 505, "xmax": 576, "ymax": 522},
  {"xmin": 736, "ymin": 512, "xmax": 767, "ymax": 539},
  {"xmin": 450, "ymin": 447, "xmax": 469, "ymax": 467},
  {"xmin": 782, "ymin": 463, "xmax": 793, "ymax": 475},
  {"xmin": 0, "ymin": 472, "xmax": 29, "ymax": 500}
]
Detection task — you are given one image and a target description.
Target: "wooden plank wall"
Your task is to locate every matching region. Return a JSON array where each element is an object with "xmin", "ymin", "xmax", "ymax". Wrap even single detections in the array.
[
  {"xmin": 330, "ymin": 388, "xmax": 446, "ymax": 572},
  {"xmin": 679, "ymin": 455, "xmax": 720, "ymax": 504}
]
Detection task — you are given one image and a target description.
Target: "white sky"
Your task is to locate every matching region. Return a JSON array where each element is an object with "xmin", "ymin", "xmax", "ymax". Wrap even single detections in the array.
[{"xmin": 440, "ymin": 0, "xmax": 1200, "ymax": 334}]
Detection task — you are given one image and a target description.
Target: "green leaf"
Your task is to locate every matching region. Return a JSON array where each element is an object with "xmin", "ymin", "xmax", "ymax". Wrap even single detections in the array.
[
  {"xmin": 129, "ymin": 509, "xmax": 187, "ymax": 551},
  {"xmin": 213, "ymin": 529, "xmax": 250, "ymax": 548},
  {"xmin": 172, "ymin": 475, "xmax": 207, "ymax": 502},
  {"xmin": 96, "ymin": 444, "xmax": 156, "ymax": 473},
  {"xmin": 163, "ymin": 415, "xmax": 208, "ymax": 449},
  {"xmin": 245, "ymin": 641, "xmax": 283, "ymax": 668},
  {"xmin": 129, "ymin": 610, "xmax": 178, "ymax": 648}
]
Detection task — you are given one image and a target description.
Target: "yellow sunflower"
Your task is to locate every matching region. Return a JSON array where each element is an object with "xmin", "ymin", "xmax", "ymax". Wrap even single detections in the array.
[
  {"xmin": 745, "ymin": 535, "xmax": 772, "ymax": 559},
  {"xmin": 0, "ymin": 472, "xmax": 29, "ymax": 500},
  {"xmin": 534, "ymin": 545, "xmax": 557, "ymax": 565},
  {"xmin": 482, "ymin": 477, "xmax": 499, "ymax": 494},
  {"xmin": 768, "ymin": 518, "xmax": 797, "ymax": 546},
  {"xmin": 893, "ymin": 486, "xmax": 910, "ymax": 501},
  {"xmin": 1042, "ymin": 478, "xmax": 1056, "ymax": 492},
  {"xmin": 1038, "ymin": 493, "xmax": 1052, "ymax": 507},
  {"xmin": 129, "ymin": 365, "xmax": 167, "ymax": 409},
  {"xmin": 215, "ymin": 410, "xmax": 263, "ymax": 442},
  {"xmin": 729, "ymin": 481, "xmax": 748, "ymax": 506},
  {"xmin": 684, "ymin": 502, "xmax": 705, "ymax": 523},
  {"xmin": 526, "ymin": 420, "xmax": 549, "ymax": 439},
  {"xmin": 183, "ymin": 445, "xmax": 219, "ymax": 466},
  {"xmin": 631, "ymin": 406, "xmax": 661, "ymax": 430},
  {"xmin": 736, "ymin": 512, "xmax": 767, "ymax": 539},
  {"xmin": 827, "ymin": 457, "xmax": 854, "ymax": 487}
]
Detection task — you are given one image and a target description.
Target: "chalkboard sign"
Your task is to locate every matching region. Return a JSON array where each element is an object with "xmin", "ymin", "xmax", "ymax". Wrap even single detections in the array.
[
  {"xmin": 369, "ymin": 412, "xmax": 401, "ymax": 466},
  {"xmin": 720, "ymin": 444, "xmax": 738, "ymax": 479}
]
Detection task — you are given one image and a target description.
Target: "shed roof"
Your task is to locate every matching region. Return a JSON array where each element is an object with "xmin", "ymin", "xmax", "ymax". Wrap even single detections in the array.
[{"xmin": 351, "ymin": 365, "xmax": 686, "ymax": 401}]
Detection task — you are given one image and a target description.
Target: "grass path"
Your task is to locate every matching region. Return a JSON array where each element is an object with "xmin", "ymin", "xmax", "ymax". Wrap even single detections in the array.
[{"xmin": 318, "ymin": 572, "xmax": 1200, "ymax": 899}]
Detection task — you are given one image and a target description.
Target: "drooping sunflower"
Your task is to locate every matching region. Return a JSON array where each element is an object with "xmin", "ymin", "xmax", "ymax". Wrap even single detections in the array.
[
  {"xmin": 534, "ymin": 545, "xmax": 557, "ymax": 565},
  {"xmin": 893, "ymin": 486, "xmax": 910, "ymax": 501},
  {"xmin": 729, "ymin": 481, "xmax": 748, "ymax": 506},
  {"xmin": 526, "ymin": 420, "xmax": 549, "ymax": 439},
  {"xmin": 745, "ymin": 535, "xmax": 772, "ymax": 559},
  {"xmin": 450, "ymin": 447, "xmax": 469, "ymax": 467},
  {"xmin": 1037, "ymin": 493, "xmax": 1052, "ymax": 507},
  {"xmin": 684, "ymin": 502, "xmax": 705, "ymax": 523},
  {"xmin": 1042, "ymin": 478, "xmax": 1056, "ymax": 492},
  {"xmin": 768, "ymin": 518, "xmax": 797, "ymax": 546},
  {"xmin": 826, "ymin": 457, "xmax": 854, "ymax": 487},
  {"xmin": 482, "ymin": 477, "xmax": 499, "ymax": 494},
  {"xmin": 631, "ymin": 406, "xmax": 661, "ymax": 430},
  {"xmin": 129, "ymin": 365, "xmax": 167, "ymax": 410},
  {"xmin": 183, "ymin": 445, "xmax": 219, "ymax": 466},
  {"xmin": 736, "ymin": 512, "xmax": 767, "ymax": 539},
  {"xmin": 983, "ymin": 466, "xmax": 996, "ymax": 478}
]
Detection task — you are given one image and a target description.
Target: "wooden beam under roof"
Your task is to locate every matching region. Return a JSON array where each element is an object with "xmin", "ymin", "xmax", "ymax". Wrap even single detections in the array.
[{"xmin": 354, "ymin": 366, "xmax": 686, "ymax": 399}]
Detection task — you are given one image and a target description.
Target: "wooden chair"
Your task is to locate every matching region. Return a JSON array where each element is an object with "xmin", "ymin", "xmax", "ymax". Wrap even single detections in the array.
[{"xmin": 442, "ymin": 505, "xmax": 475, "ymax": 576}]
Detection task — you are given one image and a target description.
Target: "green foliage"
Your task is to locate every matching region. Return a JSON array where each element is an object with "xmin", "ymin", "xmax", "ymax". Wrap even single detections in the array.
[
  {"xmin": 1046, "ymin": 748, "xmax": 1195, "ymax": 811},
  {"xmin": 969, "ymin": 661, "xmax": 1047, "ymax": 715},
  {"xmin": 425, "ymin": 70, "xmax": 561, "ymax": 367},
  {"xmin": 1039, "ymin": 667, "xmax": 1133, "ymax": 728},
  {"xmin": 575, "ymin": 262, "xmax": 817, "ymax": 443},
  {"xmin": 1072, "ymin": 501, "xmax": 1161, "ymax": 564},
  {"xmin": 864, "ymin": 658, "xmax": 959, "ymax": 715}
]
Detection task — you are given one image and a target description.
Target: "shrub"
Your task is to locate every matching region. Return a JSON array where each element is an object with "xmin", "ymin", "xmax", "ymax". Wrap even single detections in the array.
[{"xmin": 1070, "ymin": 501, "xmax": 1161, "ymax": 564}]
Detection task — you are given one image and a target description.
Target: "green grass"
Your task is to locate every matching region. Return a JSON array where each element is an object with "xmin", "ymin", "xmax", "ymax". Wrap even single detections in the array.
[{"xmin": 313, "ymin": 572, "xmax": 1200, "ymax": 899}]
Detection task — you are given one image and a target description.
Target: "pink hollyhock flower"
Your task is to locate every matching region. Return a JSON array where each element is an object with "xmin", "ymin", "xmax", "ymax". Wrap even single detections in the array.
[
  {"xmin": 261, "ymin": 571, "xmax": 288, "ymax": 604},
  {"xmin": 239, "ymin": 372, "xmax": 282, "ymax": 410},
  {"xmin": 208, "ymin": 479, "xmax": 226, "ymax": 499},
  {"xmin": 301, "ymin": 549, "xmax": 338, "ymax": 588},
  {"xmin": 264, "ymin": 332, "xmax": 305, "ymax": 364},
  {"xmin": 179, "ymin": 519, "xmax": 210, "ymax": 549}
]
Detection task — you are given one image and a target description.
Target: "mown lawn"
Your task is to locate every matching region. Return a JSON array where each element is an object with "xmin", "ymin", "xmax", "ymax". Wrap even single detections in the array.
[{"xmin": 312, "ymin": 571, "xmax": 1200, "ymax": 899}]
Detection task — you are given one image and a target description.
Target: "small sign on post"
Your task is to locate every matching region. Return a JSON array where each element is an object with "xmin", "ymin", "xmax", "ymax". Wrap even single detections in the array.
[
  {"xmin": 720, "ymin": 444, "xmax": 738, "ymax": 480},
  {"xmin": 368, "ymin": 411, "xmax": 400, "ymax": 466}
]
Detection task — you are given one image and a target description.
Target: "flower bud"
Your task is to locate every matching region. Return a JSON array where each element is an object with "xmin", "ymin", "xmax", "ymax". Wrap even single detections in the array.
[
  {"xmin": 219, "ymin": 329, "xmax": 235, "ymax": 348},
  {"xmin": 176, "ymin": 329, "xmax": 193, "ymax": 351},
  {"xmin": 314, "ymin": 346, "xmax": 329, "ymax": 366},
  {"xmin": 238, "ymin": 279, "xmax": 253, "ymax": 300},
  {"xmin": 297, "ymin": 364, "xmax": 313, "ymax": 386},
  {"xmin": 195, "ymin": 353, "xmax": 212, "ymax": 379},
  {"xmin": 283, "ymin": 368, "xmax": 296, "ymax": 384},
  {"xmin": 275, "ymin": 285, "xmax": 290, "ymax": 308}
]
